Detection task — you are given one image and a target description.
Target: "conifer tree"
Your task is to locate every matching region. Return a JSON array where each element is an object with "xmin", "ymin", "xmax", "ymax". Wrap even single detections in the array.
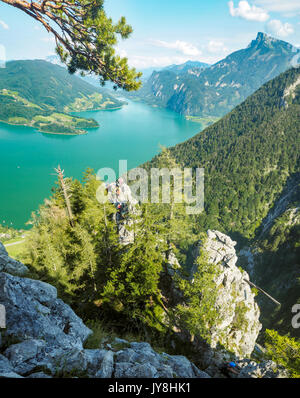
[
  {"xmin": 175, "ymin": 235, "xmax": 222, "ymax": 343},
  {"xmin": 27, "ymin": 169, "xmax": 120, "ymax": 308},
  {"xmin": 265, "ymin": 330, "xmax": 300, "ymax": 378},
  {"xmin": 101, "ymin": 203, "xmax": 169, "ymax": 330},
  {"xmin": 147, "ymin": 147, "xmax": 196, "ymax": 265}
]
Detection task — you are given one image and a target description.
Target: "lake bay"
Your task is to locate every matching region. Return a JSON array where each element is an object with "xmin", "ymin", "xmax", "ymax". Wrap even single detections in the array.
[{"xmin": 0, "ymin": 100, "xmax": 201, "ymax": 228}]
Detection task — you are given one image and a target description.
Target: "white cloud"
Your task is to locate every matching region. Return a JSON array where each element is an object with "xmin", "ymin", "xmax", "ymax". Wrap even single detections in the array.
[
  {"xmin": 206, "ymin": 40, "xmax": 229, "ymax": 54},
  {"xmin": 254, "ymin": 0, "xmax": 300, "ymax": 15},
  {"xmin": 267, "ymin": 19, "xmax": 294, "ymax": 38},
  {"xmin": 151, "ymin": 39, "xmax": 201, "ymax": 56},
  {"xmin": 125, "ymin": 52, "xmax": 230, "ymax": 69},
  {"xmin": 228, "ymin": 1, "xmax": 269, "ymax": 22},
  {"xmin": 117, "ymin": 49, "xmax": 128, "ymax": 58},
  {"xmin": 0, "ymin": 20, "xmax": 9, "ymax": 30},
  {"xmin": 125, "ymin": 55, "xmax": 191, "ymax": 69}
]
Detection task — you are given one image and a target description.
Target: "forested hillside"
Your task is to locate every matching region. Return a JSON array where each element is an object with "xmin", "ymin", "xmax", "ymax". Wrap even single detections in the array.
[
  {"xmin": 0, "ymin": 60, "xmax": 125, "ymax": 134},
  {"xmin": 143, "ymin": 66, "xmax": 300, "ymax": 338},
  {"xmin": 145, "ymin": 67, "xmax": 300, "ymax": 241},
  {"xmin": 0, "ymin": 60, "xmax": 124, "ymax": 112}
]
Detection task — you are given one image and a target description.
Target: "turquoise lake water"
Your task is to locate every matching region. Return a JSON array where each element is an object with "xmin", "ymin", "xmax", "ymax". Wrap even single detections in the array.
[{"xmin": 0, "ymin": 100, "xmax": 201, "ymax": 228}]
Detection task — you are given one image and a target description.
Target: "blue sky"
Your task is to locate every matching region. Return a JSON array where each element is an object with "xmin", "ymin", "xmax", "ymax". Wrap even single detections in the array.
[{"xmin": 0, "ymin": 0, "xmax": 300, "ymax": 69}]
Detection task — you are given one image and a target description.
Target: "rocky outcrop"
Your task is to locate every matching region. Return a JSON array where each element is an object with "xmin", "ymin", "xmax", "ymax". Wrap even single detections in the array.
[
  {"xmin": 106, "ymin": 180, "xmax": 138, "ymax": 245},
  {"xmin": 191, "ymin": 230, "xmax": 262, "ymax": 358},
  {"xmin": 111, "ymin": 340, "xmax": 210, "ymax": 378},
  {"xmin": 157, "ymin": 230, "xmax": 283, "ymax": 378},
  {"xmin": 0, "ymin": 256, "xmax": 209, "ymax": 378},
  {"xmin": 236, "ymin": 359, "xmax": 289, "ymax": 378},
  {"xmin": 0, "ymin": 243, "xmax": 28, "ymax": 276},
  {"xmin": 280, "ymin": 74, "xmax": 300, "ymax": 109},
  {"xmin": 0, "ymin": 334, "xmax": 210, "ymax": 378},
  {"xmin": 0, "ymin": 272, "xmax": 91, "ymax": 349},
  {"xmin": 1, "ymin": 339, "xmax": 116, "ymax": 378},
  {"xmin": 257, "ymin": 173, "xmax": 300, "ymax": 239},
  {"xmin": 0, "ymin": 234, "xmax": 287, "ymax": 379}
]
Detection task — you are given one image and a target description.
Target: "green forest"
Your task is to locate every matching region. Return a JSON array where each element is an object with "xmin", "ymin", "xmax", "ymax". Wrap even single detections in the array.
[
  {"xmin": 145, "ymin": 67, "xmax": 300, "ymax": 242},
  {"xmin": 142, "ymin": 67, "xmax": 300, "ymax": 345}
]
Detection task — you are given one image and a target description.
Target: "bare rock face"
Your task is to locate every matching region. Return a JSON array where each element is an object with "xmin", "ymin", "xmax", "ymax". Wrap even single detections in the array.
[
  {"xmin": 192, "ymin": 230, "xmax": 262, "ymax": 358},
  {"xmin": 118, "ymin": 220, "xmax": 135, "ymax": 246},
  {"xmin": 0, "ymin": 272, "xmax": 92, "ymax": 350},
  {"xmin": 0, "ymin": 249, "xmax": 209, "ymax": 378},
  {"xmin": 112, "ymin": 341, "xmax": 210, "ymax": 378},
  {"xmin": 0, "ymin": 234, "xmax": 286, "ymax": 379},
  {"xmin": 0, "ymin": 243, "xmax": 28, "ymax": 276},
  {"xmin": 107, "ymin": 181, "xmax": 138, "ymax": 246},
  {"xmin": 236, "ymin": 359, "xmax": 289, "ymax": 378}
]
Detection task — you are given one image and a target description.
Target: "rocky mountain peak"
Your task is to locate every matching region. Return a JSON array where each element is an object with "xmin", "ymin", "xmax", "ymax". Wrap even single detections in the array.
[
  {"xmin": 249, "ymin": 32, "xmax": 295, "ymax": 51},
  {"xmin": 255, "ymin": 32, "xmax": 270, "ymax": 43}
]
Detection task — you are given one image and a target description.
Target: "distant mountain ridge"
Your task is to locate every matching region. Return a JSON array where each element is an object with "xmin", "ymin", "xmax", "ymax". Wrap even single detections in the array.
[
  {"xmin": 127, "ymin": 33, "xmax": 300, "ymax": 118},
  {"xmin": 164, "ymin": 60, "xmax": 210, "ymax": 74}
]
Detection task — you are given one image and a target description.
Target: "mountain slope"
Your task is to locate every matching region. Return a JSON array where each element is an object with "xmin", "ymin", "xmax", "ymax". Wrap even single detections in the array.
[
  {"xmin": 144, "ymin": 66, "xmax": 300, "ymax": 337},
  {"xmin": 145, "ymin": 66, "xmax": 300, "ymax": 240},
  {"xmin": 238, "ymin": 173, "xmax": 300, "ymax": 338},
  {"xmin": 164, "ymin": 60, "xmax": 210, "ymax": 74},
  {"xmin": 0, "ymin": 60, "xmax": 124, "ymax": 112},
  {"xmin": 0, "ymin": 60, "xmax": 125, "ymax": 134},
  {"xmin": 129, "ymin": 33, "xmax": 300, "ymax": 118}
]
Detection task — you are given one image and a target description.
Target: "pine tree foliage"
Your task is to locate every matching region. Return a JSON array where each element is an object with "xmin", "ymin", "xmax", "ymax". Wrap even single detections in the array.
[
  {"xmin": 265, "ymin": 329, "xmax": 300, "ymax": 378},
  {"xmin": 101, "ymin": 204, "xmax": 169, "ymax": 330},
  {"xmin": 175, "ymin": 234, "xmax": 222, "ymax": 343},
  {"xmin": 1, "ymin": 0, "xmax": 142, "ymax": 90},
  {"xmin": 143, "ymin": 147, "xmax": 197, "ymax": 265},
  {"xmin": 27, "ymin": 169, "xmax": 120, "ymax": 307}
]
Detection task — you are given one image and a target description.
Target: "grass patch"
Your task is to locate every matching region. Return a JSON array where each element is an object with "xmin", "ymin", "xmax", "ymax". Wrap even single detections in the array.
[
  {"xmin": 185, "ymin": 115, "xmax": 220, "ymax": 128},
  {"xmin": 5, "ymin": 240, "xmax": 29, "ymax": 263},
  {"xmin": 83, "ymin": 319, "xmax": 174, "ymax": 355}
]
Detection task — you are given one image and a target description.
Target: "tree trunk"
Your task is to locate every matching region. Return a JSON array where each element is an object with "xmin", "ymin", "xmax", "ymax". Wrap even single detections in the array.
[{"xmin": 55, "ymin": 165, "xmax": 74, "ymax": 227}]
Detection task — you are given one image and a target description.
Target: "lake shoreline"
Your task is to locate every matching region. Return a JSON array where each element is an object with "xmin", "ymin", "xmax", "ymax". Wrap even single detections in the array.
[
  {"xmin": 0, "ymin": 104, "xmax": 125, "ymax": 136},
  {"xmin": 0, "ymin": 118, "xmax": 89, "ymax": 136}
]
